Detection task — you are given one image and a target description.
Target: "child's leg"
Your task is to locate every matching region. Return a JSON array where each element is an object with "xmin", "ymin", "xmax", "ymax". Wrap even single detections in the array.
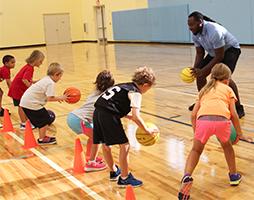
[
  {"xmin": 88, "ymin": 143, "xmax": 99, "ymax": 161},
  {"xmin": 19, "ymin": 106, "xmax": 27, "ymax": 123},
  {"xmin": 178, "ymin": 139, "xmax": 205, "ymax": 200},
  {"xmin": 184, "ymin": 139, "xmax": 205, "ymax": 175},
  {"xmin": 219, "ymin": 140, "xmax": 236, "ymax": 174},
  {"xmin": 38, "ymin": 125, "xmax": 48, "ymax": 139},
  {"xmin": 119, "ymin": 143, "xmax": 130, "ymax": 178},
  {"xmin": 0, "ymin": 88, "xmax": 3, "ymax": 109},
  {"xmin": 102, "ymin": 144, "xmax": 115, "ymax": 171},
  {"xmin": 85, "ymin": 137, "xmax": 93, "ymax": 160}
]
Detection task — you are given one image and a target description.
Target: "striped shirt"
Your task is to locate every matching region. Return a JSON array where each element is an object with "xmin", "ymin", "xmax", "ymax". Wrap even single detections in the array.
[{"xmin": 192, "ymin": 20, "xmax": 240, "ymax": 57}]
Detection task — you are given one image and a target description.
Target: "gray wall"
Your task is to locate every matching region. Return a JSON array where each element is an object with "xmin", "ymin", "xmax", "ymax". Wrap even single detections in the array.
[{"xmin": 112, "ymin": 0, "xmax": 254, "ymax": 44}]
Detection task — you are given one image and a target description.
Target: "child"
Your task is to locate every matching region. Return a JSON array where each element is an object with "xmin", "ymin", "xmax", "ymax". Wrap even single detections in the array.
[
  {"xmin": 0, "ymin": 55, "xmax": 15, "ymax": 116},
  {"xmin": 8, "ymin": 50, "xmax": 45, "ymax": 130},
  {"xmin": 20, "ymin": 63, "xmax": 67, "ymax": 145},
  {"xmin": 178, "ymin": 63, "xmax": 253, "ymax": 200},
  {"xmin": 91, "ymin": 66, "xmax": 157, "ymax": 187},
  {"xmin": 67, "ymin": 70, "xmax": 115, "ymax": 172}
]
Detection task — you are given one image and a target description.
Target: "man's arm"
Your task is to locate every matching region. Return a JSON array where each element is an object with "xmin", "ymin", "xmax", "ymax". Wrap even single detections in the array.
[{"xmin": 193, "ymin": 46, "xmax": 205, "ymax": 68}]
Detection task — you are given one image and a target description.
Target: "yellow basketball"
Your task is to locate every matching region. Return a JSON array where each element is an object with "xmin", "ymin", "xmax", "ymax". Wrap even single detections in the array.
[
  {"xmin": 136, "ymin": 122, "xmax": 160, "ymax": 146},
  {"xmin": 180, "ymin": 67, "xmax": 195, "ymax": 83}
]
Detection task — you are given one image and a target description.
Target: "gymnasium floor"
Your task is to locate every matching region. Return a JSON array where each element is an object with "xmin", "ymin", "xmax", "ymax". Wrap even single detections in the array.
[{"xmin": 0, "ymin": 43, "xmax": 253, "ymax": 199}]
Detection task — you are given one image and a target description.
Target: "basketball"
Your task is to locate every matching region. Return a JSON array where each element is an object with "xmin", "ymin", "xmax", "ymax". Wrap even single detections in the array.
[
  {"xmin": 136, "ymin": 122, "xmax": 160, "ymax": 146},
  {"xmin": 47, "ymin": 109, "xmax": 56, "ymax": 125},
  {"xmin": 230, "ymin": 124, "xmax": 239, "ymax": 144},
  {"xmin": 64, "ymin": 87, "xmax": 81, "ymax": 104},
  {"xmin": 180, "ymin": 67, "xmax": 195, "ymax": 83}
]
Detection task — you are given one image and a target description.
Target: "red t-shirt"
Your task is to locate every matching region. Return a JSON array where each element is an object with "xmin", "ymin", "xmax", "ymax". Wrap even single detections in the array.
[
  {"xmin": 0, "ymin": 65, "xmax": 11, "ymax": 81},
  {"xmin": 8, "ymin": 64, "xmax": 34, "ymax": 100}
]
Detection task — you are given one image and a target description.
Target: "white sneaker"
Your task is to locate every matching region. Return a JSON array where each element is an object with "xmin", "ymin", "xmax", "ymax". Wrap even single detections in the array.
[
  {"xmin": 20, "ymin": 123, "xmax": 36, "ymax": 130},
  {"xmin": 20, "ymin": 124, "xmax": 26, "ymax": 130}
]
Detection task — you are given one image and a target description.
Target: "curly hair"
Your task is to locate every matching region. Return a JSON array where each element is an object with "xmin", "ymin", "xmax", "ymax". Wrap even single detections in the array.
[
  {"xmin": 94, "ymin": 70, "xmax": 115, "ymax": 92},
  {"xmin": 132, "ymin": 66, "xmax": 156, "ymax": 86}
]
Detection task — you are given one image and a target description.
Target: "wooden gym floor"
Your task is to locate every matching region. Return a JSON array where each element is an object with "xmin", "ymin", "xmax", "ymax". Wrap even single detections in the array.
[{"xmin": 0, "ymin": 43, "xmax": 253, "ymax": 200}]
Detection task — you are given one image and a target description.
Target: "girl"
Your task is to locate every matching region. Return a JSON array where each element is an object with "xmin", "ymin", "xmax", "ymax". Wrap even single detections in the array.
[
  {"xmin": 178, "ymin": 63, "xmax": 252, "ymax": 200},
  {"xmin": 8, "ymin": 50, "xmax": 45, "ymax": 130},
  {"xmin": 67, "ymin": 70, "xmax": 115, "ymax": 171},
  {"xmin": 20, "ymin": 63, "xmax": 67, "ymax": 145}
]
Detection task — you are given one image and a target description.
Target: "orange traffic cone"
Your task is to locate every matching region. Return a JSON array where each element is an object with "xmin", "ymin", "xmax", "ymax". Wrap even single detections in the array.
[
  {"xmin": 1, "ymin": 109, "xmax": 14, "ymax": 133},
  {"xmin": 23, "ymin": 120, "xmax": 38, "ymax": 149},
  {"xmin": 125, "ymin": 185, "xmax": 136, "ymax": 200},
  {"xmin": 73, "ymin": 138, "xmax": 85, "ymax": 173}
]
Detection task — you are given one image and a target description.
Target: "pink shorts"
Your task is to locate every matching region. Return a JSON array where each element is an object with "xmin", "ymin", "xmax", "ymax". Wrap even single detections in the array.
[{"xmin": 195, "ymin": 119, "xmax": 231, "ymax": 144}]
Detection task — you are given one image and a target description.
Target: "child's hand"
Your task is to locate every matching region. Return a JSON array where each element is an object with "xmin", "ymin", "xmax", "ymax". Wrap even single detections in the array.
[
  {"xmin": 125, "ymin": 115, "xmax": 133, "ymax": 120},
  {"xmin": 146, "ymin": 127, "xmax": 159, "ymax": 136},
  {"xmin": 239, "ymin": 134, "xmax": 253, "ymax": 143},
  {"xmin": 58, "ymin": 94, "xmax": 68, "ymax": 103}
]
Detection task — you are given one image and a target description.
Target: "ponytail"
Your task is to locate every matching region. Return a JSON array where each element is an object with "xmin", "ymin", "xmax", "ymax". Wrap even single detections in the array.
[
  {"xmin": 199, "ymin": 63, "xmax": 231, "ymax": 99},
  {"xmin": 199, "ymin": 78, "xmax": 217, "ymax": 99},
  {"xmin": 188, "ymin": 11, "xmax": 218, "ymax": 24}
]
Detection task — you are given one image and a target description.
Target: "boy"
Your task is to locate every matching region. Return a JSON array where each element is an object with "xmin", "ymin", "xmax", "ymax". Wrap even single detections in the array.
[
  {"xmin": 0, "ymin": 55, "xmax": 15, "ymax": 116},
  {"xmin": 92, "ymin": 66, "xmax": 157, "ymax": 187}
]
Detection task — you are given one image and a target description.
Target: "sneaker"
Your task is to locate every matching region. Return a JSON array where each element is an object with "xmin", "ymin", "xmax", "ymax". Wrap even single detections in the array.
[
  {"xmin": 110, "ymin": 165, "xmax": 121, "ymax": 181},
  {"xmin": 229, "ymin": 173, "xmax": 242, "ymax": 186},
  {"xmin": 31, "ymin": 124, "xmax": 36, "ymax": 129},
  {"xmin": 117, "ymin": 173, "xmax": 143, "ymax": 188},
  {"xmin": 236, "ymin": 105, "xmax": 245, "ymax": 119},
  {"xmin": 20, "ymin": 123, "xmax": 36, "ymax": 130},
  {"xmin": 188, "ymin": 103, "xmax": 195, "ymax": 111},
  {"xmin": 0, "ymin": 108, "xmax": 11, "ymax": 117},
  {"xmin": 20, "ymin": 124, "xmax": 26, "ymax": 130},
  {"xmin": 86, "ymin": 156, "xmax": 104, "ymax": 163},
  {"xmin": 178, "ymin": 175, "xmax": 193, "ymax": 200},
  {"xmin": 85, "ymin": 161, "xmax": 107, "ymax": 172},
  {"xmin": 37, "ymin": 136, "xmax": 57, "ymax": 145}
]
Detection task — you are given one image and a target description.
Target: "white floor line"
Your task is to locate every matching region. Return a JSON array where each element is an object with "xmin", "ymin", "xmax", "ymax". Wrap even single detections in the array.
[
  {"xmin": 7, "ymin": 131, "xmax": 105, "ymax": 200},
  {"xmin": 157, "ymin": 88, "xmax": 254, "ymax": 108}
]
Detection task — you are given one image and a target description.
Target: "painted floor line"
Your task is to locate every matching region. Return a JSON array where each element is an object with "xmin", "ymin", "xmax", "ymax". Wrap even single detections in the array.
[{"xmin": 7, "ymin": 131, "xmax": 105, "ymax": 200}]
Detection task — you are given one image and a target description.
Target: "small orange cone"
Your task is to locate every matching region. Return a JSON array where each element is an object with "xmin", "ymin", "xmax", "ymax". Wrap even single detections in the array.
[
  {"xmin": 23, "ymin": 120, "xmax": 38, "ymax": 149},
  {"xmin": 73, "ymin": 138, "xmax": 85, "ymax": 173},
  {"xmin": 1, "ymin": 109, "xmax": 14, "ymax": 133},
  {"xmin": 125, "ymin": 185, "xmax": 136, "ymax": 200}
]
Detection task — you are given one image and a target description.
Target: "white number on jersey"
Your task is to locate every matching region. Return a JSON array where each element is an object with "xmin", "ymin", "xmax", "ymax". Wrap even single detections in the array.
[{"xmin": 102, "ymin": 86, "xmax": 121, "ymax": 100}]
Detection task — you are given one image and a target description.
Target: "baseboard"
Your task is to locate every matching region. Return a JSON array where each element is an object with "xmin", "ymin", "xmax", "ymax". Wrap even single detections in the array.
[{"xmin": 0, "ymin": 43, "xmax": 46, "ymax": 50}]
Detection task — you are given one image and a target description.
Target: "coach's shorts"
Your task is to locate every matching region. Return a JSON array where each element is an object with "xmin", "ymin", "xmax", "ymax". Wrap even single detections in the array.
[
  {"xmin": 195, "ymin": 116, "xmax": 231, "ymax": 144},
  {"xmin": 93, "ymin": 109, "xmax": 128, "ymax": 146},
  {"xmin": 22, "ymin": 107, "xmax": 50, "ymax": 128}
]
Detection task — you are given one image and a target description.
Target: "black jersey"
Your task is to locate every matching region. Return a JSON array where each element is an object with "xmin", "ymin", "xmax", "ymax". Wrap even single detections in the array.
[{"xmin": 95, "ymin": 82, "xmax": 140, "ymax": 117}]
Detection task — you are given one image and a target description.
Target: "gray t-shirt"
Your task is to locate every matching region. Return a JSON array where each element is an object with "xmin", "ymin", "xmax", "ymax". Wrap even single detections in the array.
[
  {"xmin": 192, "ymin": 20, "xmax": 240, "ymax": 57},
  {"xmin": 71, "ymin": 90, "xmax": 101, "ymax": 121}
]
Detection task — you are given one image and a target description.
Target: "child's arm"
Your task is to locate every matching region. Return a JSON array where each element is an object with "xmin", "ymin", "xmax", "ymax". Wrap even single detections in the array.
[
  {"xmin": 229, "ymin": 98, "xmax": 253, "ymax": 142},
  {"xmin": 47, "ymin": 94, "xmax": 68, "ymax": 103},
  {"xmin": 129, "ymin": 107, "xmax": 158, "ymax": 135},
  {"xmin": 191, "ymin": 100, "xmax": 200, "ymax": 132},
  {"xmin": 5, "ymin": 79, "xmax": 11, "ymax": 88},
  {"xmin": 22, "ymin": 79, "xmax": 32, "ymax": 87}
]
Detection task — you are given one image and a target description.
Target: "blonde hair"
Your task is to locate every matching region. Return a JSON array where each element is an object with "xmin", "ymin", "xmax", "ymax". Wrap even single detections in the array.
[
  {"xmin": 47, "ymin": 62, "xmax": 64, "ymax": 76},
  {"xmin": 26, "ymin": 50, "xmax": 45, "ymax": 64},
  {"xmin": 132, "ymin": 66, "xmax": 156, "ymax": 86},
  {"xmin": 199, "ymin": 63, "xmax": 231, "ymax": 99}
]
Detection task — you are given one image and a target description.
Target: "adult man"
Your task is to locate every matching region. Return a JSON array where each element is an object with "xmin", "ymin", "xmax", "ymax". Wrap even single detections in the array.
[{"xmin": 188, "ymin": 11, "xmax": 244, "ymax": 118}]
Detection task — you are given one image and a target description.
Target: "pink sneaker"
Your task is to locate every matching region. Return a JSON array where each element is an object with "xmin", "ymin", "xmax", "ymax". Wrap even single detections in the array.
[
  {"xmin": 85, "ymin": 161, "xmax": 107, "ymax": 172},
  {"xmin": 86, "ymin": 156, "xmax": 104, "ymax": 163}
]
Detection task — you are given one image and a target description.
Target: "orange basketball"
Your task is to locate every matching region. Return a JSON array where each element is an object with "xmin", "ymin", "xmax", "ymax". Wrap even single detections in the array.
[{"xmin": 64, "ymin": 87, "xmax": 81, "ymax": 104}]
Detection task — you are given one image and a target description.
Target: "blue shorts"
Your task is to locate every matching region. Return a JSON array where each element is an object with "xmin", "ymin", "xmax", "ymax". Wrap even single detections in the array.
[{"xmin": 67, "ymin": 113, "xmax": 93, "ymax": 134}]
